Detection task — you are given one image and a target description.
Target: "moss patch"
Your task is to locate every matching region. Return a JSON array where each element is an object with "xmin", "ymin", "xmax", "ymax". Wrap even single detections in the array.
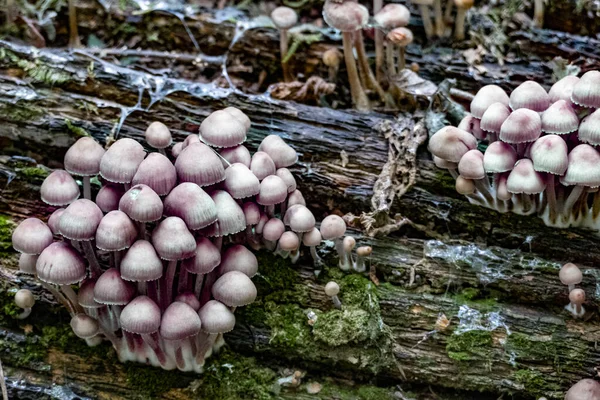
[
  {"xmin": 192, "ymin": 349, "xmax": 278, "ymax": 400},
  {"xmin": 18, "ymin": 166, "xmax": 50, "ymax": 181},
  {"xmin": 0, "ymin": 215, "xmax": 15, "ymax": 253},
  {"xmin": 513, "ymin": 369, "xmax": 561, "ymax": 394},
  {"xmin": 446, "ymin": 330, "xmax": 494, "ymax": 362},
  {"xmin": 505, "ymin": 332, "xmax": 587, "ymax": 371},
  {"xmin": 65, "ymin": 119, "xmax": 91, "ymax": 138},
  {"xmin": 123, "ymin": 362, "xmax": 190, "ymax": 398}
]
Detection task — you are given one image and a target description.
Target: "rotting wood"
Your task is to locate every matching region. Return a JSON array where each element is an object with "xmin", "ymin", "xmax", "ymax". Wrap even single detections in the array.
[{"xmin": 1, "ymin": 31, "xmax": 600, "ymax": 400}]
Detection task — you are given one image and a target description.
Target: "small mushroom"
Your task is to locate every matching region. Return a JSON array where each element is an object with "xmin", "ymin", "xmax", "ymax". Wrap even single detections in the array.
[
  {"xmin": 565, "ymin": 288, "xmax": 585, "ymax": 318},
  {"xmin": 387, "ymin": 27, "xmax": 413, "ymax": 73},
  {"xmin": 559, "ymin": 262, "xmax": 582, "ymax": 292},
  {"xmin": 271, "ymin": 6, "xmax": 298, "ymax": 82},
  {"xmin": 354, "ymin": 246, "xmax": 372, "ymax": 273},
  {"xmin": 339, "ymin": 236, "xmax": 356, "ymax": 271},
  {"xmin": 322, "ymin": 48, "xmax": 342, "ymax": 82},
  {"xmin": 324, "ymin": 281, "xmax": 342, "ymax": 309},
  {"xmin": 14, "ymin": 289, "xmax": 35, "ymax": 319},
  {"xmin": 145, "ymin": 121, "xmax": 172, "ymax": 155}
]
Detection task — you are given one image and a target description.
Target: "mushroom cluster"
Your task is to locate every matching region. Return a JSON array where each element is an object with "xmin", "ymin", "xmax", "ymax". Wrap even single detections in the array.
[
  {"xmin": 429, "ymin": 71, "xmax": 600, "ymax": 231},
  {"xmin": 11, "ymin": 107, "xmax": 350, "ymax": 372},
  {"xmin": 322, "ymin": 0, "xmax": 412, "ymax": 110}
]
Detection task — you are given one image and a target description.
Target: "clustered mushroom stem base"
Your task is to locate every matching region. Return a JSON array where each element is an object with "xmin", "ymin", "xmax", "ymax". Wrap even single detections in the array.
[
  {"xmin": 163, "ymin": 260, "xmax": 178, "ymax": 311},
  {"xmin": 342, "ymin": 31, "xmax": 370, "ymax": 111}
]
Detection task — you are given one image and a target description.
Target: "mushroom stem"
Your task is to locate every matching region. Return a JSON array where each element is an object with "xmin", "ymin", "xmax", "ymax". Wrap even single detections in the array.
[
  {"xmin": 433, "ymin": 0, "xmax": 444, "ymax": 36},
  {"xmin": 342, "ymin": 31, "xmax": 371, "ymax": 111},
  {"xmin": 178, "ymin": 266, "xmax": 189, "ymax": 294},
  {"xmin": 148, "ymin": 280, "xmax": 159, "ymax": 304},
  {"xmin": 454, "ymin": 6, "xmax": 467, "ymax": 40},
  {"xmin": 41, "ymin": 282, "xmax": 75, "ymax": 315},
  {"xmin": 331, "ymin": 295, "xmax": 342, "ymax": 309},
  {"xmin": 17, "ymin": 308, "xmax": 32, "ymax": 319},
  {"xmin": 61, "ymin": 284, "xmax": 84, "ymax": 314},
  {"xmin": 142, "ymin": 332, "xmax": 168, "ymax": 366},
  {"xmin": 158, "ymin": 148, "xmax": 167, "ymax": 156},
  {"xmin": 374, "ymin": 0, "xmax": 384, "ymax": 82},
  {"xmin": 200, "ymin": 270, "xmax": 218, "ymax": 306},
  {"xmin": 83, "ymin": 176, "xmax": 91, "ymax": 200},
  {"xmin": 194, "ymin": 274, "xmax": 205, "ymax": 298},
  {"xmin": 81, "ymin": 240, "xmax": 102, "ymax": 278},
  {"xmin": 195, "ymin": 331, "xmax": 214, "ymax": 365},
  {"xmin": 68, "ymin": 0, "xmax": 81, "ymax": 48},
  {"xmin": 444, "ymin": 0, "xmax": 454, "ymax": 36},
  {"xmin": 533, "ymin": 0, "xmax": 544, "ymax": 27},
  {"xmin": 563, "ymin": 185, "xmax": 584, "ymax": 222},
  {"xmin": 280, "ymin": 29, "xmax": 293, "ymax": 82},
  {"xmin": 568, "ymin": 284, "xmax": 576, "ymax": 292},
  {"xmin": 137, "ymin": 222, "xmax": 147, "ymax": 240},
  {"xmin": 309, "ymin": 246, "xmax": 323, "ymax": 267},
  {"xmin": 354, "ymin": 30, "xmax": 387, "ymax": 102},
  {"xmin": 593, "ymin": 191, "xmax": 600, "ymax": 220},
  {"xmin": 163, "ymin": 260, "xmax": 178, "ymax": 310},
  {"xmin": 545, "ymin": 174, "xmax": 558, "ymax": 224},
  {"xmin": 5, "ymin": 0, "xmax": 15, "ymax": 24},
  {"xmin": 137, "ymin": 281, "xmax": 147, "ymax": 295},
  {"xmin": 419, "ymin": 5, "xmax": 435, "ymax": 39},
  {"xmin": 397, "ymin": 46, "xmax": 406, "ymax": 71},
  {"xmin": 386, "ymin": 43, "xmax": 396, "ymax": 76},
  {"xmin": 290, "ymin": 249, "xmax": 300, "ymax": 264}
]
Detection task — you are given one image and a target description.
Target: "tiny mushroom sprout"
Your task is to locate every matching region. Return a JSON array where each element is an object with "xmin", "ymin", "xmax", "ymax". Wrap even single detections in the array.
[
  {"xmin": 322, "ymin": 47, "xmax": 342, "ymax": 82},
  {"xmin": 9, "ymin": 111, "xmax": 348, "ymax": 372},
  {"xmin": 322, "ymin": 0, "xmax": 371, "ymax": 110},
  {"xmin": 324, "ymin": 281, "xmax": 342, "ymax": 309},
  {"xmin": 565, "ymin": 288, "xmax": 586, "ymax": 318},
  {"xmin": 14, "ymin": 289, "xmax": 35, "ymax": 319},
  {"xmin": 271, "ymin": 6, "xmax": 298, "ymax": 82},
  {"xmin": 387, "ymin": 27, "xmax": 413, "ymax": 74},
  {"xmin": 145, "ymin": 121, "xmax": 172, "ymax": 155}
]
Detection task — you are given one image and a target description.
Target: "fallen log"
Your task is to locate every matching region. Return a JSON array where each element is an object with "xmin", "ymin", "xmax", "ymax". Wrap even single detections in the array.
[{"xmin": 1, "ymin": 41, "xmax": 600, "ymax": 400}]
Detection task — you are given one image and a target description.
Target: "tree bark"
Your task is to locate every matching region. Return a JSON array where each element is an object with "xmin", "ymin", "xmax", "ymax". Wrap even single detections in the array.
[{"xmin": 1, "ymin": 21, "xmax": 599, "ymax": 400}]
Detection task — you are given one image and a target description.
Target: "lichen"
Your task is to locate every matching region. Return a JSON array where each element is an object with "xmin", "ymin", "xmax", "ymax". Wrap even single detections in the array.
[{"xmin": 505, "ymin": 332, "xmax": 587, "ymax": 371}]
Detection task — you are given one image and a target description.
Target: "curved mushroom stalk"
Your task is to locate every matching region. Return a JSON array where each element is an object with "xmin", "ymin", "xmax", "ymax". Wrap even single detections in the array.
[
  {"xmin": 68, "ymin": 0, "xmax": 81, "ymax": 48},
  {"xmin": 342, "ymin": 32, "xmax": 371, "ymax": 111}
]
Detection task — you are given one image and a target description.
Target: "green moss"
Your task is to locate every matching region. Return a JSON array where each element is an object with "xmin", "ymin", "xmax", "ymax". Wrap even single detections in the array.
[
  {"xmin": 0, "ymin": 215, "xmax": 15, "ymax": 253},
  {"xmin": 319, "ymin": 382, "xmax": 396, "ymax": 400},
  {"xmin": 0, "ymin": 103, "xmax": 45, "ymax": 122},
  {"xmin": 123, "ymin": 362, "xmax": 189, "ymax": 398},
  {"xmin": 312, "ymin": 308, "xmax": 378, "ymax": 347},
  {"xmin": 18, "ymin": 166, "xmax": 50, "ymax": 180},
  {"xmin": 453, "ymin": 289, "xmax": 499, "ymax": 312},
  {"xmin": 506, "ymin": 332, "xmax": 586, "ymax": 371},
  {"xmin": 65, "ymin": 119, "xmax": 91, "ymax": 138},
  {"xmin": 263, "ymin": 302, "xmax": 312, "ymax": 349},
  {"xmin": 193, "ymin": 349, "xmax": 278, "ymax": 400},
  {"xmin": 446, "ymin": 330, "xmax": 494, "ymax": 362},
  {"xmin": 253, "ymin": 250, "xmax": 308, "ymax": 304},
  {"xmin": 513, "ymin": 369, "xmax": 561, "ymax": 393}
]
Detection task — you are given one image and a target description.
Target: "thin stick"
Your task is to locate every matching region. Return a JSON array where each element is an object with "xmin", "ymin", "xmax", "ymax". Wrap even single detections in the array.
[{"xmin": 0, "ymin": 357, "xmax": 8, "ymax": 400}]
